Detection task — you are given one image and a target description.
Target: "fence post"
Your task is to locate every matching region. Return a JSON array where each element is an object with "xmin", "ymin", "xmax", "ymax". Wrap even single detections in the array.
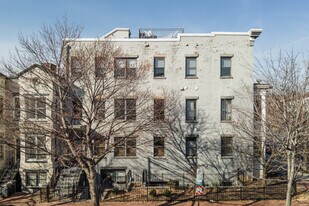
[
  {"xmin": 263, "ymin": 186, "xmax": 266, "ymax": 199},
  {"xmin": 72, "ymin": 184, "xmax": 76, "ymax": 202},
  {"xmin": 68, "ymin": 182, "xmax": 70, "ymax": 197},
  {"xmin": 47, "ymin": 185, "xmax": 50, "ymax": 202},
  {"xmin": 240, "ymin": 186, "xmax": 242, "ymax": 200},
  {"xmin": 182, "ymin": 173, "xmax": 185, "ymax": 188},
  {"xmin": 40, "ymin": 188, "xmax": 43, "ymax": 202},
  {"xmin": 146, "ymin": 185, "xmax": 148, "ymax": 202},
  {"xmin": 216, "ymin": 186, "xmax": 218, "ymax": 202}
]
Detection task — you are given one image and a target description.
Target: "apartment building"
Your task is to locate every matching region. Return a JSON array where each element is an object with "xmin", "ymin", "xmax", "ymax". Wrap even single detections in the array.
[
  {"xmin": 9, "ymin": 27, "xmax": 262, "ymax": 193},
  {"xmin": 67, "ymin": 28, "xmax": 262, "ymax": 187}
]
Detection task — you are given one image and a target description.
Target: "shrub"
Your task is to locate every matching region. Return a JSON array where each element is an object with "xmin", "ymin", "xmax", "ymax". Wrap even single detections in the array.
[
  {"xmin": 167, "ymin": 179, "xmax": 179, "ymax": 188},
  {"xmin": 163, "ymin": 188, "xmax": 171, "ymax": 197},
  {"xmin": 149, "ymin": 188, "xmax": 157, "ymax": 197},
  {"xmin": 111, "ymin": 187, "xmax": 119, "ymax": 195}
]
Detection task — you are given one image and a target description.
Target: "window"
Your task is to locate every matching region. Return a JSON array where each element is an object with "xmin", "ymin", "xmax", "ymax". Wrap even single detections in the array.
[
  {"xmin": 25, "ymin": 135, "xmax": 47, "ymax": 161},
  {"xmin": 220, "ymin": 57, "xmax": 232, "ymax": 77},
  {"xmin": 26, "ymin": 171, "xmax": 47, "ymax": 187},
  {"xmin": 71, "ymin": 57, "xmax": 82, "ymax": 78},
  {"xmin": 154, "ymin": 99, "xmax": 164, "ymax": 120},
  {"xmin": 186, "ymin": 57, "xmax": 197, "ymax": 77},
  {"xmin": 13, "ymin": 95, "xmax": 20, "ymax": 119},
  {"xmin": 0, "ymin": 144, "xmax": 3, "ymax": 159},
  {"xmin": 114, "ymin": 99, "xmax": 136, "ymax": 120},
  {"xmin": 154, "ymin": 136, "xmax": 164, "ymax": 157},
  {"xmin": 114, "ymin": 137, "xmax": 137, "ymax": 157},
  {"xmin": 154, "ymin": 57, "xmax": 165, "ymax": 77},
  {"xmin": 221, "ymin": 99, "xmax": 232, "ymax": 121},
  {"xmin": 95, "ymin": 57, "xmax": 104, "ymax": 78},
  {"xmin": 0, "ymin": 97, "xmax": 3, "ymax": 118},
  {"xmin": 95, "ymin": 140, "xmax": 105, "ymax": 156},
  {"xmin": 95, "ymin": 99, "xmax": 105, "ymax": 120},
  {"xmin": 221, "ymin": 136, "xmax": 233, "ymax": 157},
  {"xmin": 186, "ymin": 99, "xmax": 197, "ymax": 122},
  {"xmin": 186, "ymin": 136, "xmax": 197, "ymax": 157},
  {"xmin": 115, "ymin": 58, "xmax": 137, "ymax": 78},
  {"xmin": 26, "ymin": 97, "xmax": 46, "ymax": 119}
]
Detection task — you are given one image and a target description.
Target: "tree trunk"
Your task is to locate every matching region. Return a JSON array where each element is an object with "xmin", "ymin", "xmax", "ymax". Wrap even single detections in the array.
[
  {"xmin": 285, "ymin": 149, "xmax": 295, "ymax": 206},
  {"xmin": 87, "ymin": 166, "xmax": 100, "ymax": 206}
]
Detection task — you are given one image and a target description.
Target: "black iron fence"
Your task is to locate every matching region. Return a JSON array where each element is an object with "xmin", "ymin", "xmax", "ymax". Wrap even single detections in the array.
[{"xmin": 103, "ymin": 182, "xmax": 293, "ymax": 202}]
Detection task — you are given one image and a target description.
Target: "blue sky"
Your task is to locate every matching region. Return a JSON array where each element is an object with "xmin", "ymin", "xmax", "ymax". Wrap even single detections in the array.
[{"xmin": 1, "ymin": 0, "xmax": 309, "ymax": 59}]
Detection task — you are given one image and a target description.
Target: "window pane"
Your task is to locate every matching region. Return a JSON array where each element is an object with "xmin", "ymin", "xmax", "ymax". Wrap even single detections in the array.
[
  {"xmin": 26, "ymin": 173, "xmax": 37, "ymax": 186},
  {"xmin": 186, "ymin": 137, "xmax": 197, "ymax": 156},
  {"xmin": 114, "ymin": 99, "xmax": 125, "ymax": 119},
  {"xmin": 186, "ymin": 99, "xmax": 196, "ymax": 121},
  {"xmin": 95, "ymin": 100, "xmax": 105, "ymax": 119},
  {"xmin": 115, "ymin": 59, "xmax": 126, "ymax": 78},
  {"xmin": 154, "ymin": 137, "xmax": 164, "ymax": 157},
  {"xmin": 37, "ymin": 98, "xmax": 46, "ymax": 119},
  {"xmin": 39, "ymin": 173, "xmax": 47, "ymax": 186},
  {"xmin": 126, "ymin": 99, "xmax": 136, "ymax": 120},
  {"xmin": 221, "ymin": 136, "xmax": 233, "ymax": 157},
  {"xmin": 221, "ymin": 57, "xmax": 231, "ymax": 77},
  {"xmin": 154, "ymin": 99, "xmax": 165, "ymax": 120},
  {"xmin": 115, "ymin": 171, "xmax": 126, "ymax": 182},
  {"xmin": 186, "ymin": 57, "xmax": 197, "ymax": 76},
  {"xmin": 155, "ymin": 58, "xmax": 165, "ymax": 68},
  {"xmin": 14, "ymin": 96, "xmax": 20, "ymax": 119},
  {"xmin": 95, "ymin": 57, "xmax": 104, "ymax": 77},
  {"xmin": 114, "ymin": 137, "xmax": 125, "ymax": 156},
  {"xmin": 26, "ymin": 98, "xmax": 35, "ymax": 119},
  {"xmin": 221, "ymin": 58, "xmax": 231, "ymax": 67},
  {"xmin": 126, "ymin": 138, "xmax": 136, "ymax": 156},
  {"xmin": 154, "ymin": 58, "xmax": 165, "ymax": 77},
  {"xmin": 71, "ymin": 57, "xmax": 82, "ymax": 77},
  {"xmin": 221, "ymin": 99, "xmax": 232, "ymax": 121}
]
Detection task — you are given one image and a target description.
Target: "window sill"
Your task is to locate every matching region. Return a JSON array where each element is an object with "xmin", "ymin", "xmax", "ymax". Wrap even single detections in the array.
[
  {"xmin": 220, "ymin": 76, "xmax": 233, "ymax": 79},
  {"xmin": 185, "ymin": 76, "xmax": 198, "ymax": 79},
  {"xmin": 221, "ymin": 156, "xmax": 233, "ymax": 159},
  {"xmin": 26, "ymin": 160, "xmax": 48, "ymax": 163},
  {"xmin": 153, "ymin": 156, "xmax": 166, "ymax": 159},
  {"xmin": 154, "ymin": 77, "xmax": 166, "ymax": 79},
  {"xmin": 26, "ymin": 185, "xmax": 46, "ymax": 189},
  {"xmin": 186, "ymin": 120, "xmax": 198, "ymax": 123},
  {"xmin": 221, "ymin": 120, "xmax": 232, "ymax": 123},
  {"xmin": 114, "ymin": 156, "xmax": 138, "ymax": 159}
]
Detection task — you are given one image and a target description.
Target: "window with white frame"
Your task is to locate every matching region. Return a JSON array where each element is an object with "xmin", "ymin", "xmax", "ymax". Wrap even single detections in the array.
[
  {"xmin": 154, "ymin": 136, "xmax": 164, "ymax": 157},
  {"xmin": 114, "ymin": 99, "xmax": 136, "ymax": 120},
  {"xmin": 221, "ymin": 98, "xmax": 232, "ymax": 121},
  {"xmin": 114, "ymin": 58, "xmax": 137, "ymax": 78},
  {"xmin": 186, "ymin": 99, "xmax": 197, "ymax": 122},
  {"xmin": 186, "ymin": 57, "xmax": 197, "ymax": 77},
  {"xmin": 220, "ymin": 57, "xmax": 232, "ymax": 77},
  {"xmin": 95, "ymin": 57, "xmax": 105, "ymax": 78},
  {"xmin": 25, "ymin": 97, "xmax": 46, "ymax": 119},
  {"xmin": 154, "ymin": 57, "xmax": 165, "ymax": 77},
  {"xmin": 26, "ymin": 171, "xmax": 47, "ymax": 187},
  {"xmin": 186, "ymin": 136, "xmax": 197, "ymax": 157},
  {"xmin": 221, "ymin": 136, "xmax": 233, "ymax": 157},
  {"xmin": 25, "ymin": 134, "xmax": 47, "ymax": 161},
  {"xmin": 154, "ymin": 99, "xmax": 165, "ymax": 121},
  {"xmin": 13, "ymin": 95, "xmax": 20, "ymax": 120},
  {"xmin": 71, "ymin": 56, "xmax": 82, "ymax": 78},
  {"xmin": 114, "ymin": 137, "xmax": 137, "ymax": 157}
]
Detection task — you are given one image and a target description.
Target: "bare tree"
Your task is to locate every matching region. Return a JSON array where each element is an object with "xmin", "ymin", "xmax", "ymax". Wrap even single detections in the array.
[
  {"xmin": 234, "ymin": 51, "xmax": 309, "ymax": 206},
  {"xmin": 1, "ymin": 17, "xmax": 172, "ymax": 206}
]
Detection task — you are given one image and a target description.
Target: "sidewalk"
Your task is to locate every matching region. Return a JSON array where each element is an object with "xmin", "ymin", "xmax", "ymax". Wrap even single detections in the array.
[{"xmin": 1, "ymin": 193, "xmax": 309, "ymax": 206}]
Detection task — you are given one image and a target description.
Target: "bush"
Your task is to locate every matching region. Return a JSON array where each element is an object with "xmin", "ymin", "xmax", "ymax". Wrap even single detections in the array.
[
  {"xmin": 111, "ymin": 187, "xmax": 119, "ymax": 195},
  {"xmin": 167, "ymin": 179, "xmax": 179, "ymax": 188},
  {"xmin": 163, "ymin": 188, "xmax": 171, "ymax": 197},
  {"xmin": 149, "ymin": 188, "xmax": 157, "ymax": 197}
]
